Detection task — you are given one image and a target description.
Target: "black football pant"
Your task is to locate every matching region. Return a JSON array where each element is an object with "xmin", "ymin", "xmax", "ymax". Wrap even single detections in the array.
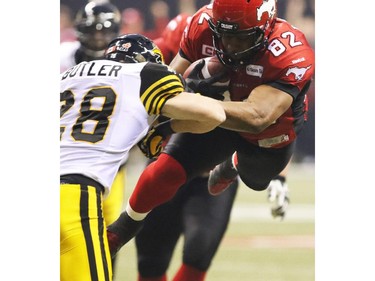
[
  {"xmin": 136, "ymin": 128, "xmax": 294, "ymax": 277},
  {"xmin": 136, "ymin": 176, "xmax": 239, "ymax": 277},
  {"xmin": 165, "ymin": 127, "xmax": 295, "ymax": 191}
]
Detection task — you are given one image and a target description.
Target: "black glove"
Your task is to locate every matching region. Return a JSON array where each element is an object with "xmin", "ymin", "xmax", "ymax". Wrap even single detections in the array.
[
  {"xmin": 137, "ymin": 120, "xmax": 175, "ymax": 159},
  {"xmin": 185, "ymin": 59, "xmax": 228, "ymax": 101}
]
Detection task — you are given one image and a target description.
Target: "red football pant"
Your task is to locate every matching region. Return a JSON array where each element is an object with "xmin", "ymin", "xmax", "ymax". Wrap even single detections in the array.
[{"xmin": 129, "ymin": 154, "xmax": 187, "ymax": 213}]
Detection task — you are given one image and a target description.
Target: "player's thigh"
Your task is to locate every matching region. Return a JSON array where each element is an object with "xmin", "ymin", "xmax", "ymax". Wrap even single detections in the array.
[
  {"xmin": 181, "ymin": 177, "xmax": 238, "ymax": 269},
  {"xmin": 165, "ymin": 128, "xmax": 238, "ymax": 179},
  {"xmin": 60, "ymin": 183, "xmax": 112, "ymax": 281},
  {"xmin": 237, "ymin": 142, "xmax": 295, "ymax": 190},
  {"xmin": 182, "ymin": 177, "xmax": 238, "ymax": 247}
]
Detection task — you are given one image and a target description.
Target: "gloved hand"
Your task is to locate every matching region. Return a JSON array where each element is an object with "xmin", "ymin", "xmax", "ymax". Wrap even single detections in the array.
[
  {"xmin": 267, "ymin": 178, "xmax": 290, "ymax": 220},
  {"xmin": 137, "ymin": 120, "xmax": 174, "ymax": 159},
  {"xmin": 185, "ymin": 59, "xmax": 228, "ymax": 100}
]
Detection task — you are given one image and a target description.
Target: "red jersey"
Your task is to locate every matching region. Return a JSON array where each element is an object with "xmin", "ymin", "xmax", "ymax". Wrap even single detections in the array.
[
  {"xmin": 154, "ymin": 13, "xmax": 192, "ymax": 64},
  {"xmin": 180, "ymin": 4, "xmax": 315, "ymax": 148}
]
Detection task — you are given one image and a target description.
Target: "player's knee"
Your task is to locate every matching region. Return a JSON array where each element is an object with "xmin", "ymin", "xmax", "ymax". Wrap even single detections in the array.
[
  {"xmin": 149, "ymin": 153, "xmax": 187, "ymax": 202},
  {"xmin": 183, "ymin": 231, "xmax": 215, "ymax": 270},
  {"xmin": 240, "ymin": 175, "xmax": 269, "ymax": 191},
  {"xmin": 154, "ymin": 153, "xmax": 187, "ymax": 185},
  {"xmin": 138, "ymin": 258, "xmax": 169, "ymax": 277}
]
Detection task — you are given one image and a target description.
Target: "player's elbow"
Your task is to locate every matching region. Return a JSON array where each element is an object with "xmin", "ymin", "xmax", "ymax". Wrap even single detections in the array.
[
  {"xmin": 249, "ymin": 108, "xmax": 278, "ymax": 133},
  {"xmin": 250, "ymin": 119, "xmax": 270, "ymax": 133},
  {"xmin": 212, "ymin": 107, "xmax": 227, "ymax": 125},
  {"xmin": 209, "ymin": 104, "xmax": 226, "ymax": 125},
  {"xmin": 198, "ymin": 106, "xmax": 226, "ymax": 133},
  {"xmin": 238, "ymin": 115, "xmax": 272, "ymax": 134}
]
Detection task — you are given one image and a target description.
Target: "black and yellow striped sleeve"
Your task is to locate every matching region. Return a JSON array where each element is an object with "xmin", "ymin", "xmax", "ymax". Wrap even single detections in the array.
[{"xmin": 139, "ymin": 62, "xmax": 185, "ymax": 115}]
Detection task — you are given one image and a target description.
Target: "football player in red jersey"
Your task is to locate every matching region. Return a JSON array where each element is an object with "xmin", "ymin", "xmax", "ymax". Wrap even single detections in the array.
[
  {"xmin": 133, "ymin": 12, "xmax": 239, "ymax": 281},
  {"xmin": 134, "ymin": 4, "xmax": 296, "ymax": 280},
  {"xmin": 107, "ymin": 1, "xmax": 314, "ymax": 280},
  {"xmin": 153, "ymin": 13, "xmax": 192, "ymax": 65},
  {"xmin": 172, "ymin": 2, "xmax": 293, "ymax": 214}
]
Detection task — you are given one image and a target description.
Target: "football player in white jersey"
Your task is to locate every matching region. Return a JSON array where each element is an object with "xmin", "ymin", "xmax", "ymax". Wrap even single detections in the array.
[
  {"xmin": 60, "ymin": 3, "xmax": 128, "ymax": 275},
  {"xmin": 60, "ymin": 33, "xmax": 226, "ymax": 281}
]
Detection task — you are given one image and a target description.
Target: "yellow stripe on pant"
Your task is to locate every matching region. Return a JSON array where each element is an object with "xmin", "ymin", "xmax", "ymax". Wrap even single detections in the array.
[{"xmin": 60, "ymin": 183, "xmax": 112, "ymax": 281}]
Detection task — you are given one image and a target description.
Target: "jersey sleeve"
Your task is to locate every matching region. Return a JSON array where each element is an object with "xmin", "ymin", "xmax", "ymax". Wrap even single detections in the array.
[
  {"xmin": 179, "ymin": 5, "xmax": 215, "ymax": 63},
  {"xmin": 154, "ymin": 14, "xmax": 191, "ymax": 65},
  {"xmin": 265, "ymin": 21, "xmax": 315, "ymax": 100},
  {"xmin": 139, "ymin": 63, "xmax": 185, "ymax": 115}
]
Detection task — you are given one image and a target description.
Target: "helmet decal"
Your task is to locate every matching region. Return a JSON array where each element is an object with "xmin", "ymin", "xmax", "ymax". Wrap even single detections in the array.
[
  {"xmin": 256, "ymin": 0, "xmax": 276, "ymax": 21},
  {"xmin": 105, "ymin": 34, "xmax": 164, "ymax": 65},
  {"xmin": 152, "ymin": 47, "xmax": 164, "ymax": 64},
  {"xmin": 118, "ymin": 43, "xmax": 132, "ymax": 52}
]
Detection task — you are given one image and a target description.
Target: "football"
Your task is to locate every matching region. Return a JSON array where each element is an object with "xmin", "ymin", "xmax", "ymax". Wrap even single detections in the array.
[{"xmin": 183, "ymin": 56, "xmax": 230, "ymax": 86}]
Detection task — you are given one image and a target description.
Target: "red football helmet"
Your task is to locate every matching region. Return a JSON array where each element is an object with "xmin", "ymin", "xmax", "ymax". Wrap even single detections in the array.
[{"xmin": 208, "ymin": 0, "xmax": 277, "ymax": 68}]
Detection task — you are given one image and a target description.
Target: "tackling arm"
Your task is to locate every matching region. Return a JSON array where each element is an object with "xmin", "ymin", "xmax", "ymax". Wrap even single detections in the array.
[
  {"xmin": 220, "ymin": 85, "xmax": 293, "ymax": 133},
  {"xmin": 161, "ymin": 92, "xmax": 226, "ymax": 134}
]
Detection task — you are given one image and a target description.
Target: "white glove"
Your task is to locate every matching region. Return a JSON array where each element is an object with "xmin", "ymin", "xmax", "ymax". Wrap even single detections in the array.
[{"xmin": 267, "ymin": 178, "xmax": 289, "ymax": 219}]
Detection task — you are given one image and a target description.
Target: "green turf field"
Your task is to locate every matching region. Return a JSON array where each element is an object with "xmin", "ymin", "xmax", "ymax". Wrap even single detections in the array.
[{"xmin": 113, "ymin": 150, "xmax": 315, "ymax": 281}]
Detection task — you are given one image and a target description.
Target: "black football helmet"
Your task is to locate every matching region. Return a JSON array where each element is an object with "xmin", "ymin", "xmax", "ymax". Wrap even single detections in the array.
[
  {"xmin": 105, "ymin": 34, "xmax": 164, "ymax": 64},
  {"xmin": 75, "ymin": 1, "xmax": 121, "ymax": 58}
]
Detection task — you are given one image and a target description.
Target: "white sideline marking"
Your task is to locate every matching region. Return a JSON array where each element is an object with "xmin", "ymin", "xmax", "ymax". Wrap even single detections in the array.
[
  {"xmin": 230, "ymin": 203, "xmax": 315, "ymax": 222},
  {"xmin": 223, "ymin": 234, "xmax": 315, "ymax": 248}
]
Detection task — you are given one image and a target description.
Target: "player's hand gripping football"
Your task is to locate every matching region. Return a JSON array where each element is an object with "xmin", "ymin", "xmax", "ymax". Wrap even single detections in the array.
[
  {"xmin": 267, "ymin": 179, "xmax": 290, "ymax": 220},
  {"xmin": 185, "ymin": 60, "xmax": 228, "ymax": 100},
  {"xmin": 137, "ymin": 119, "xmax": 174, "ymax": 159}
]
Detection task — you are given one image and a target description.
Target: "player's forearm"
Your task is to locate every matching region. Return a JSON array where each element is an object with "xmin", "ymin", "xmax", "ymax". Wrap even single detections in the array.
[
  {"xmin": 170, "ymin": 119, "xmax": 221, "ymax": 134},
  {"xmin": 162, "ymin": 92, "xmax": 226, "ymax": 132},
  {"xmin": 219, "ymin": 101, "xmax": 270, "ymax": 133},
  {"xmin": 169, "ymin": 54, "xmax": 191, "ymax": 75}
]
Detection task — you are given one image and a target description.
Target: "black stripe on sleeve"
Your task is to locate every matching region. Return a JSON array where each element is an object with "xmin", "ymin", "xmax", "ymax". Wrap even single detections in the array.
[{"xmin": 139, "ymin": 63, "xmax": 184, "ymax": 115}]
